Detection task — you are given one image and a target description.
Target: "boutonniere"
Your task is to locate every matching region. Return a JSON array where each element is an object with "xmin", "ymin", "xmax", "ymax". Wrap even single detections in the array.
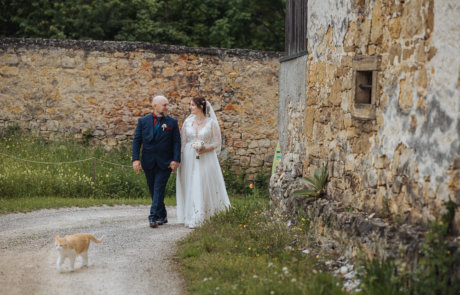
[{"xmin": 161, "ymin": 123, "xmax": 167, "ymax": 131}]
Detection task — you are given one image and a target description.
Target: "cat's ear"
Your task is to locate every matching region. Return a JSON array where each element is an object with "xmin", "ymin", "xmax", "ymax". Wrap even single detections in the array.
[{"xmin": 56, "ymin": 235, "xmax": 60, "ymax": 239}]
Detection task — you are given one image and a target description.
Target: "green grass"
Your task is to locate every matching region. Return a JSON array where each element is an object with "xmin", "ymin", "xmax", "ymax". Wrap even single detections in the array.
[
  {"xmin": 0, "ymin": 126, "xmax": 176, "ymax": 199},
  {"xmin": 176, "ymin": 195, "xmax": 346, "ymax": 295}
]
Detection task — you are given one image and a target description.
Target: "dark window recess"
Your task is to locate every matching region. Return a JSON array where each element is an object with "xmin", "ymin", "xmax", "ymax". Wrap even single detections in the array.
[
  {"xmin": 350, "ymin": 55, "xmax": 380, "ymax": 119},
  {"xmin": 355, "ymin": 71, "xmax": 373, "ymax": 104}
]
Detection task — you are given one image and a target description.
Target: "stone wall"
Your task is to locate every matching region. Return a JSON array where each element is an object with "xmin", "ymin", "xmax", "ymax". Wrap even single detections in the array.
[
  {"xmin": 0, "ymin": 38, "xmax": 281, "ymax": 176},
  {"xmin": 271, "ymin": 0, "xmax": 460, "ymax": 262}
]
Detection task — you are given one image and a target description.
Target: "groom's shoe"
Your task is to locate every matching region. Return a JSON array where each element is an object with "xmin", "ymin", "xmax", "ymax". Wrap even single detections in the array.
[
  {"xmin": 149, "ymin": 220, "xmax": 158, "ymax": 228},
  {"xmin": 157, "ymin": 218, "xmax": 168, "ymax": 226}
]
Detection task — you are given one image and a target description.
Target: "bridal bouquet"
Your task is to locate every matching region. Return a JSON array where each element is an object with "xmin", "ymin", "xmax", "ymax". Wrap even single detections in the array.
[{"xmin": 191, "ymin": 140, "xmax": 204, "ymax": 159}]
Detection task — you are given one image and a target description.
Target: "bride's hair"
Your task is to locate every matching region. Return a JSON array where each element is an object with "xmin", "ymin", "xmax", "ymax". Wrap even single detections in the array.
[{"xmin": 192, "ymin": 97, "xmax": 207, "ymax": 115}]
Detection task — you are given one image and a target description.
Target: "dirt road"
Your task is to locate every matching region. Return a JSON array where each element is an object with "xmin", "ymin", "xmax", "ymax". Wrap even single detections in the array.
[{"xmin": 0, "ymin": 205, "xmax": 192, "ymax": 295}]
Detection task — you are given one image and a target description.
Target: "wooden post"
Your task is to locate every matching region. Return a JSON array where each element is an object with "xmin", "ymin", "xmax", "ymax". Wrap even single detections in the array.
[{"xmin": 92, "ymin": 158, "xmax": 97, "ymax": 185}]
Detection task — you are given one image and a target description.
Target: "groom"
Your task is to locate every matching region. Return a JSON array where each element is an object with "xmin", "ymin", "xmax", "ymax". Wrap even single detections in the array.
[{"xmin": 132, "ymin": 95, "xmax": 181, "ymax": 228}]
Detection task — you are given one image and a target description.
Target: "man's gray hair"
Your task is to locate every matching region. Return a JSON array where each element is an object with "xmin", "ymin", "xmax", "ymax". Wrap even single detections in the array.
[{"xmin": 152, "ymin": 95, "xmax": 168, "ymax": 105}]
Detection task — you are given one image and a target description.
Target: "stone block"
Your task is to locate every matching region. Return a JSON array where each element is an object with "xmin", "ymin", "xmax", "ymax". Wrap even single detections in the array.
[
  {"xmin": 250, "ymin": 156, "xmax": 263, "ymax": 167},
  {"xmin": 0, "ymin": 66, "xmax": 19, "ymax": 76},
  {"xmin": 454, "ymin": 158, "xmax": 460, "ymax": 170},
  {"xmin": 61, "ymin": 56, "xmax": 76, "ymax": 68},
  {"xmin": 400, "ymin": 0, "xmax": 423, "ymax": 39},
  {"xmin": 93, "ymin": 129, "xmax": 105, "ymax": 136},
  {"xmin": 374, "ymin": 155, "xmax": 390, "ymax": 169},
  {"xmin": 416, "ymin": 66, "xmax": 428, "ymax": 90},
  {"xmin": 392, "ymin": 176, "xmax": 403, "ymax": 194},
  {"xmin": 370, "ymin": 0, "xmax": 384, "ymax": 44},
  {"xmin": 377, "ymin": 169, "xmax": 388, "ymax": 186},
  {"xmin": 375, "ymin": 186, "xmax": 388, "ymax": 212},
  {"xmin": 239, "ymin": 156, "xmax": 251, "ymax": 167},
  {"xmin": 162, "ymin": 67, "xmax": 175, "ymax": 77},
  {"xmin": 237, "ymin": 149, "xmax": 247, "ymax": 156},
  {"xmin": 343, "ymin": 115, "xmax": 353, "ymax": 128},
  {"xmin": 248, "ymin": 141, "xmax": 259, "ymax": 149},
  {"xmin": 233, "ymin": 140, "xmax": 244, "ymax": 148},
  {"xmin": 332, "ymin": 160, "xmax": 345, "ymax": 178},
  {"xmin": 2, "ymin": 54, "xmax": 20, "ymax": 65},
  {"xmin": 259, "ymin": 139, "xmax": 271, "ymax": 148},
  {"xmin": 389, "ymin": 43, "xmax": 401, "ymax": 65},
  {"xmin": 388, "ymin": 18, "xmax": 401, "ymax": 39},
  {"xmin": 329, "ymin": 80, "xmax": 343, "ymax": 106},
  {"xmin": 397, "ymin": 147, "xmax": 415, "ymax": 176},
  {"xmin": 363, "ymin": 169, "xmax": 378, "ymax": 189},
  {"xmin": 358, "ymin": 18, "xmax": 371, "ymax": 52},
  {"xmin": 46, "ymin": 120, "xmax": 59, "ymax": 131},
  {"xmin": 97, "ymin": 57, "xmax": 110, "ymax": 64},
  {"xmin": 346, "ymin": 127, "xmax": 357, "ymax": 139},
  {"xmin": 344, "ymin": 21, "xmax": 358, "ymax": 48},
  {"xmin": 28, "ymin": 121, "xmax": 40, "ymax": 130},
  {"xmin": 107, "ymin": 138, "xmax": 117, "ymax": 146}
]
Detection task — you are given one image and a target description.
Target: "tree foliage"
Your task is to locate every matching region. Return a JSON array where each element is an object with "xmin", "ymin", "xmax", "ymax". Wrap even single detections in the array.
[{"xmin": 0, "ymin": 0, "xmax": 285, "ymax": 51}]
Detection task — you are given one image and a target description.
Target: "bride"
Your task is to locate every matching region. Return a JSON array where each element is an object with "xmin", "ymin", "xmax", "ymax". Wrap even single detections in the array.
[{"xmin": 176, "ymin": 97, "xmax": 231, "ymax": 228}]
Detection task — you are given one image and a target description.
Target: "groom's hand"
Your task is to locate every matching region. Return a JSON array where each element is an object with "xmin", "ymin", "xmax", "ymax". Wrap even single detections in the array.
[
  {"xmin": 133, "ymin": 160, "xmax": 142, "ymax": 174},
  {"xmin": 169, "ymin": 161, "xmax": 179, "ymax": 172}
]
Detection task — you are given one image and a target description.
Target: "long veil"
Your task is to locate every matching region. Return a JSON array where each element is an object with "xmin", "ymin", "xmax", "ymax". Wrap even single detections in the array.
[{"xmin": 206, "ymin": 101, "xmax": 222, "ymax": 155}]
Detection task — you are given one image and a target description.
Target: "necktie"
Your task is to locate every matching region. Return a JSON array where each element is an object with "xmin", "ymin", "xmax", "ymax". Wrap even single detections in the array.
[{"xmin": 153, "ymin": 116, "xmax": 161, "ymax": 136}]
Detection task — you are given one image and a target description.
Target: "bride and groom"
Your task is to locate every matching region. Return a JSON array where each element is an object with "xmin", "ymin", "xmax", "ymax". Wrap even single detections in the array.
[{"xmin": 132, "ymin": 95, "xmax": 230, "ymax": 228}]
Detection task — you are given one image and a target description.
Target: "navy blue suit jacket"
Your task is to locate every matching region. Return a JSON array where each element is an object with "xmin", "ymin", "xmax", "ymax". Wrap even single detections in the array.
[{"xmin": 132, "ymin": 114, "xmax": 181, "ymax": 170}]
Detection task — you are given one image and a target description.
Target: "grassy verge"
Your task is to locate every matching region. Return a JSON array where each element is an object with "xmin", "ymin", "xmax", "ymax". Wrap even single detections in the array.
[
  {"xmin": 177, "ymin": 195, "xmax": 346, "ymax": 295},
  {"xmin": 0, "ymin": 126, "xmax": 177, "ymax": 199},
  {"xmin": 0, "ymin": 196, "xmax": 176, "ymax": 214},
  {"xmin": 0, "ymin": 126, "xmax": 265, "ymax": 201}
]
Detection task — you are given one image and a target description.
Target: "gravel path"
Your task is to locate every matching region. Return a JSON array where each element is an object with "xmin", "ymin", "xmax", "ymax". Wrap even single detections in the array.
[{"xmin": 0, "ymin": 205, "xmax": 192, "ymax": 295}]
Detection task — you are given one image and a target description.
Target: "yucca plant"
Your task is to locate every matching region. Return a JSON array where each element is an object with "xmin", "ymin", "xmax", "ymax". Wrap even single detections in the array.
[{"xmin": 293, "ymin": 163, "xmax": 328, "ymax": 198}]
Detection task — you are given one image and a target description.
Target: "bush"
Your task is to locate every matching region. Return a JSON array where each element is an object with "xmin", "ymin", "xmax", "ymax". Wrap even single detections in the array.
[{"xmin": 221, "ymin": 159, "xmax": 251, "ymax": 195}]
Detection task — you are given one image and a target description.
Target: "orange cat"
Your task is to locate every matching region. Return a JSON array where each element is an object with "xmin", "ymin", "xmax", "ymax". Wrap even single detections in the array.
[{"xmin": 55, "ymin": 233, "xmax": 104, "ymax": 272}]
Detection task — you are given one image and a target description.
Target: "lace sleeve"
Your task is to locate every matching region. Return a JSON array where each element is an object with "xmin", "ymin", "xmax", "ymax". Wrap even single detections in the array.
[
  {"xmin": 180, "ymin": 117, "xmax": 190, "ymax": 154},
  {"xmin": 208, "ymin": 119, "xmax": 222, "ymax": 155}
]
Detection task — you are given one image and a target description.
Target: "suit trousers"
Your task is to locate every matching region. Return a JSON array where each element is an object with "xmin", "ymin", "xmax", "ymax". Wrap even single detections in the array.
[{"xmin": 143, "ymin": 166, "xmax": 171, "ymax": 222}]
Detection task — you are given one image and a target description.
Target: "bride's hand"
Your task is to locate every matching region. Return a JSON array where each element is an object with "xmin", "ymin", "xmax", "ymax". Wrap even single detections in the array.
[{"xmin": 197, "ymin": 146, "xmax": 213, "ymax": 154}]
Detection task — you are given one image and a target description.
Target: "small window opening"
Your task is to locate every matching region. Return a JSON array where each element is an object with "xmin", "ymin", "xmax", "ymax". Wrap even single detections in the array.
[
  {"xmin": 355, "ymin": 71, "xmax": 373, "ymax": 104},
  {"xmin": 350, "ymin": 55, "xmax": 381, "ymax": 120}
]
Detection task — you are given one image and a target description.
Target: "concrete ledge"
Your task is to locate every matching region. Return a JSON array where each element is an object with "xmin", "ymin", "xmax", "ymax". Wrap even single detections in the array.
[{"xmin": 0, "ymin": 37, "xmax": 284, "ymax": 60}]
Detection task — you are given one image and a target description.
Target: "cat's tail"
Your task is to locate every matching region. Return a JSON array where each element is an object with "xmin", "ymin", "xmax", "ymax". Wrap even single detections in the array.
[{"xmin": 89, "ymin": 235, "xmax": 104, "ymax": 243}]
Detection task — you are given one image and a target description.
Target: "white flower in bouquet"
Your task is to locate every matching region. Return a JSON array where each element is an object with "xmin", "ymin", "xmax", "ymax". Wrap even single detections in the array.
[{"xmin": 191, "ymin": 141, "xmax": 204, "ymax": 159}]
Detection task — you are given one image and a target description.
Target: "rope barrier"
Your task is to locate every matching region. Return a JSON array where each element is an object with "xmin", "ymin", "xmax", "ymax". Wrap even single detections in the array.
[
  {"xmin": 0, "ymin": 152, "xmax": 131, "ymax": 168},
  {"xmin": 95, "ymin": 158, "xmax": 131, "ymax": 168}
]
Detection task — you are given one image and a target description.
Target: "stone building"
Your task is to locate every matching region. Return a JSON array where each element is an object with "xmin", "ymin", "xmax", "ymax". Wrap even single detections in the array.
[
  {"xmin": 271, "ymin": 0, "xmax": 460, "ymax": 261},
  {"xmin": 0, "ymin": 38, "xmax": 280, "ymax": 177}
]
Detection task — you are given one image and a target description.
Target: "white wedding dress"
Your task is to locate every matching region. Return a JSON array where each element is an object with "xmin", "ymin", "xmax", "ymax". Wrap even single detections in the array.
[{"xmin": 176, "ymin": 112, "xmax": 231, "ymax": 228}]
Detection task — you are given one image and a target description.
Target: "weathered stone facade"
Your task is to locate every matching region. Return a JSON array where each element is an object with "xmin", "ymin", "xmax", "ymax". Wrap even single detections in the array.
[
  {"xmin": 272, "ymin": 0, "xmax": 460, "ymax": 262},
  {"xmin": 0, "ymin": 38, "xmax": 281, "ymax": 176}
]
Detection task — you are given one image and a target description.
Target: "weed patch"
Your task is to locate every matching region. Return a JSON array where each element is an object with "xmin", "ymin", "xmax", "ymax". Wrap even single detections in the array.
[
  {"xmin": 357, "ymin": 200, "xmax": 460, "ymax": 294},
  {"xmin": 177, "ymin": 195, "xmax": 346, "ymax": 294}
]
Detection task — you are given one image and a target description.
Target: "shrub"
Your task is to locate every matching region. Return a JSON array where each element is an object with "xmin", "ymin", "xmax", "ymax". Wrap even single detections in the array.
[
  {"xmin": 293, "ymin": 163, "xmax": 328, "ymax": 198},
  {"xmin": 221, "ymin": 159, "xmax": 251, "ymax": 195}
]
